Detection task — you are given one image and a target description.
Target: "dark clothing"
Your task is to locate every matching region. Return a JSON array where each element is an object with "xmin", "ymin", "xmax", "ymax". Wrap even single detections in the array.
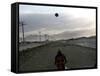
[{"xmin": 55, "ymin": 52, "xmax": 67, "ymax": 70}]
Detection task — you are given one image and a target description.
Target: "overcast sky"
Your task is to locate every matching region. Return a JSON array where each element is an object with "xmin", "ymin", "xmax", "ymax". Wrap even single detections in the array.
[{"xmin": 19, "ymin": 4, "xmax": 96, "ymax": 40}]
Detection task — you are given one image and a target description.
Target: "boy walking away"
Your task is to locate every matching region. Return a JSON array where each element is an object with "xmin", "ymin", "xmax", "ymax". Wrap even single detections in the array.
[{"xmin": 55, "ymin": 50, "xmax": 67, "ymax": 70}]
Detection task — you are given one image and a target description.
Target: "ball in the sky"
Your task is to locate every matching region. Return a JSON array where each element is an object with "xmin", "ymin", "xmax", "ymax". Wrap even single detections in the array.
[{"xmin": 55, "ymin": 13, "xmax": 59, "ymax": 17}]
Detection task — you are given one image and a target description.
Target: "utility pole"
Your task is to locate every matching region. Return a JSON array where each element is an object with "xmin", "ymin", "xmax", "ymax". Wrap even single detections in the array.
[
  {"xmin": 44, "ymin": 34, "xmax": 47, "ymax": 41},
  {"xmin": 47, "ymin": 35, "xmax": 49, "ymax": 41},
  {"xmin": 39, "ymin": 31, "xmax": 41, "ymax": 42},
  {"xmin": 19, "ymin": 21, "xmax": 26, "ymax": 43},
  {"xmin": 44, "ymin": 34, "xmax": 49, "ymax": 41}
]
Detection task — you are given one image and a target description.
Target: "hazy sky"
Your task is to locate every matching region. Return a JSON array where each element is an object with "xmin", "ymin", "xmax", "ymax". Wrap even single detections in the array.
[{"xmin": 19, "ymin": 4, "xmax": 96, "ymax": 40}]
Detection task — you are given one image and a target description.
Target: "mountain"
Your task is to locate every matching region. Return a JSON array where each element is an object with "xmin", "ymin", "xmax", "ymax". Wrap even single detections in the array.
[
  {"xmin": 51, "ymin": 28, "xmax": 95, "ymax": 40},
  {"xmin": 19, "ymin": 28, "xmax": 95, "ymax": 42}
]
